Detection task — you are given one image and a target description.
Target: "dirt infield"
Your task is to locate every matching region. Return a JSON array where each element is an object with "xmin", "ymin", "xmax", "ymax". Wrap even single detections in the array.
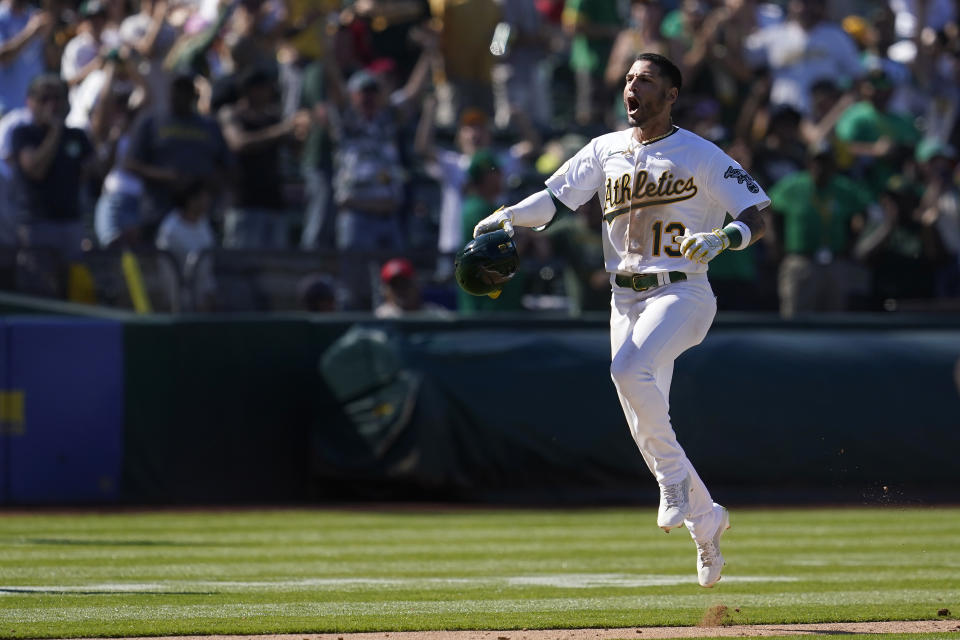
[{"xmin": 68, "ymin": 620, "xmax": 960, "ymax": 640}]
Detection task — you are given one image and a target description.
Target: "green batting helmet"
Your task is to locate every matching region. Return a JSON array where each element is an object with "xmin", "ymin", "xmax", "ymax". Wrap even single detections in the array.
[{"xmin": 454, "ymin": 229, "xmax": 519, "ymax": 298}]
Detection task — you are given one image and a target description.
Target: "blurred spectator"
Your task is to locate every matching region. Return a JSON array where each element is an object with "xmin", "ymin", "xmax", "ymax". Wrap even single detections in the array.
[
  {"xmin": 834, "ymin": 68, "xmax": 919, "ymax": 197},
  {"xmin": 92, "ymin": 51, "xmax": 150, "ymax": 248},
  {"xmin": 298, "ymin": 28, "xmax": 438, "ymax": 254},
  {"xmin": 767, "ymin": 143, "xmax": 872, "ymax": 317},
  {"xmin": 751, "ymin": 105, "xmax": 807, "ymax": 186},
  {"xmin": 366, "ymin": 28, "xmax": 439, "ymax": 119},
  {"xmin": 155, "ymin": 178, "xmax": 217, "ymax": 310},
  {"xmin": 661, "ymin": 0, "xmax": 759, "ymax": 128},
  {"xmin": 0, "ymin": 0, "xmax": 52, "ymax": 116},
  {"xmin": 330, "ymin": 4, "xmax": 374, "ymax": 75},
  {"xmin": 297, "ymin": 272, "xmax": 336, "ymax": 312},
  {"xmin": 460, "ymin": 150, "xmax": 502, "ymax": 236},
  {"xmin": 745, "ymin": 0, "xmax": 863, "ymax": 116},
  {"xmin": 329, "ymin": 69, "xmax": 408, "ymax": 309},
  {"xmin": 416, "ymin": 104, "xmax": 531, "ymax": 278},
  {"xmin": 852, "ymin": 173, "xmax": 934, "ymax": 305},
  {"xmin": 417, "ymin": 104, "xmax": 487, "ymax": 272},
  {"xmin": 457, "ymin": 149, "xmax": 523, "ymax": 313},
  {"xmin": 429, "ymin": 0, "xmax": 499, "ymax": 126},
  {"xmin": 912, "ymin": 25, "xmax": 960, "ymax": 146},
  {"xmin": 374, "ymin": 256, "xmax": 448, "ymax": 317},
  {"xmin": 118, "ymin": 0, "xmax": 177, "ymax": 118},
  {"xmin": 687, "ymin": 97, "xmax": 727, "ymax": 145},
  {"xmin": 61, "ymin": 0, "xmax": 116, "ymax": 95},
  {"xmin": 297, "ymin": 53, "xmax": 337, "ymax": 250},
  {"xmin": 0, "ymin": 105, "xmax": 32, "ymax": 245},
  {"xmin": 562, "ymin": 0, "xmax": 622, "ymax": 128},
  {"xmin": 103, "ymin": 0, "xmax": 125, "ymax": 33},
  {"xmin": 275, "ymin": 1, "xmax": 340, "ymax": 118},
  {"xmin": 698, "ymin": 0, "xmax": 761, "ymax": 116},
  {"xmin": 889, "ymin": 0, "xmax": 956, "ymax": 40},
  {"xmin": 544, "ymin": 195, "xmax": 608, "ymax": 315},
  {"xmin": 125, "ymin": 72, "xmax": 233, "ymax": 237},
  {"xmin": 848, "ymin": 6, "xmax": 920, "ymax": 118},
  {"xmin": 799, "ymin": 78, "xmax": 856, "ymax": 160},
  {"xmin": 605, "ymin": 0, "xmax": 667, "ymax": 126},
  {"xmin": 67, "ymin": 44, "xmax": 146, "ymax": 132},
  {"xmin": 734, "ymin": 66, "xmax": 773, "ymax": 145},
  {"xmin": 662, "ymin": 0, "xmax": 745, "ymax": 115},
  {"xmin": 708, "ymin": 139, "xmax": 773, "ymax": 311},
  {"xmin": 536, "ymin": 0, "xmax": 564, "ymax": 24},
  {"xmin": 490, "ymin": 0, "xmax": 550, "ymax": 131},
  {"xmin": 219, "ymin": 65, "xmax": 308, "ymax": 249},
  {"xmin": 660, "ymin": 0, "xmax": 704, "ymax": 60},
  {"xmin": 913, "ymin": 139, "xmax": 960, "ymax": 297},
  {"xmin": 11, "ymin": 74, "xmax": 95, "ymax": 259},
  {"xmin": 352, "ymin": 0, "xmax": 429, "ymax": 76},
  {"xmin": 225, "ymin": 0, "xmax": 282, "ymax": 73},
  {"xmin": 164, "ymin": 0, "xmax": 238, "ymax": 80}
]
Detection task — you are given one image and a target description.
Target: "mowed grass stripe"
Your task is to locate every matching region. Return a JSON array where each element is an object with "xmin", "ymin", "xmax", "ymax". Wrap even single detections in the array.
[
  {"xmin": 5, "ymin": 527, "xmax": 958, "ymax": 550},
  {"xmin": 3, "ymin": 553, "xmax": 958, "ymax": 577},
  {"xmin": 3, "ymin": 555, "xmax": 959, "ymax": 582},
  {"xmin": 1, "ymin": 567, "xmax": 957, "ymax": 596},
  {"xmin": 4, "ymin": 545, "xmax": 957, "ymax": 571},
  {"xmin": 2, "ymin": 506, "xmax": 955, "ymax": 532},
  {"xmin": 0, "ymin": 576, "xmax": 798, "ymax": 598},
  {"xmin": 3, "ymin": 521, "xmax": 957, "ymax": 553},
  {"xmin": 4, "ymin": 588, "xmax": 960, "ymax": 623}
]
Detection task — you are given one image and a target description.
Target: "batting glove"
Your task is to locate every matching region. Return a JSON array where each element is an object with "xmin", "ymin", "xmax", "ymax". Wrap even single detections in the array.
[
  {"xmin": 473, "ymin": 206, "xmax": 514, "ymax": 238},
  {"xmin": 680, "ymin": 229, "xmax": 730, "ymax": 264}
]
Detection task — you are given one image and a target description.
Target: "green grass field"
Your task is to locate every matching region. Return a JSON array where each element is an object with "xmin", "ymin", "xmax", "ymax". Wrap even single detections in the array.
[{"xmin": 0, "ymin": 506, "xmax": 958, "ymax": 638}]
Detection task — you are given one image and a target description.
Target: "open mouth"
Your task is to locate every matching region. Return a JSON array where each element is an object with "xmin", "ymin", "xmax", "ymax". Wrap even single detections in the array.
[{"xmin": 626, "ymin": 96, "xmax": 640, "ymax": 116}]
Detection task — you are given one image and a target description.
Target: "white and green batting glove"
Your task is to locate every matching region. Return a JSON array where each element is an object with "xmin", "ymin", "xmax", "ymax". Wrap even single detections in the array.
[
  {"xmin": 680, "ymin": 229, "xmax": 731, "ymax": 264},
  {"xmin": 473, "ymin": 206, "xmax": 515, "ymax": 238}
]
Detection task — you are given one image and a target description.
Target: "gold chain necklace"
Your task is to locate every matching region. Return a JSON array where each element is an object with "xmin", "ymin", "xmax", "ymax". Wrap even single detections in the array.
[{"xmin": 635, "ymin": 125, "xmax": 677, "ymax": 146}]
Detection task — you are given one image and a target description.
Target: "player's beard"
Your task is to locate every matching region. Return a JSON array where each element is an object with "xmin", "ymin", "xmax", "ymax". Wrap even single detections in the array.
[{"xmin": 625, "ymin": 89, "xmax": 670, "ymax": 128}]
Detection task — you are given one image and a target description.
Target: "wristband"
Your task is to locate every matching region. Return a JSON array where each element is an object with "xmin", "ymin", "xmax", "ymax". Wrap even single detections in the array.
[{"xmin": 723, "ymin": 220, "xmax": 752, "ymax": 250}]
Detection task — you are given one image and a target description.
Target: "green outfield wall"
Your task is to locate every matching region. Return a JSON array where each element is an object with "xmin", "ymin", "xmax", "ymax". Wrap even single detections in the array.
[{"xmin": 0, "ymin": 293, "xmax": 958, "ymax": 505}]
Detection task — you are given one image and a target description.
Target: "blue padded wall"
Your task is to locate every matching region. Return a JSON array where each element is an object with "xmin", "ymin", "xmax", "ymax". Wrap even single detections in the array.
[{"xmin": 5, "ymin": 318, "xmax": 123, "ymax": 503}]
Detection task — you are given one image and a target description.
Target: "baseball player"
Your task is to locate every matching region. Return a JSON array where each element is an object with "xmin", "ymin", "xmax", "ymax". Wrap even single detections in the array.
[{"xmin": 473, "ymin": 53, "xmax": 769, "ymax": 587}]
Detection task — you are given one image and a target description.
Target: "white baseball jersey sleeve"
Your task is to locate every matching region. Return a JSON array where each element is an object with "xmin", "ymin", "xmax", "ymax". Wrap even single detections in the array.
[{"xmin": 545, "ymin": 127, "xmax": 770, "ymax": 275}]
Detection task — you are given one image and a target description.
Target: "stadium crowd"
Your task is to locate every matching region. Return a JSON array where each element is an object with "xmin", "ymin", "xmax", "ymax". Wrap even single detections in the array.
[{"xmin": 0, "ymin": 0, "xmax": 958, "ymax": 316}]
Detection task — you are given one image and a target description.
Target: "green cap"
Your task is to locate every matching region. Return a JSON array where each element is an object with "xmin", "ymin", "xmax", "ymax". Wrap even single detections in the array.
[{"xmin": 467, "ymin": 149, "xmax": 500, "ymax": 182}]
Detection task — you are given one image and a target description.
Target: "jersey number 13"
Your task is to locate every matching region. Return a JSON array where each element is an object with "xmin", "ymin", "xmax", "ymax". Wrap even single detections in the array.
[{"xmin": 651, "ymin": 220, "xmax": 687, "ymax": 257}]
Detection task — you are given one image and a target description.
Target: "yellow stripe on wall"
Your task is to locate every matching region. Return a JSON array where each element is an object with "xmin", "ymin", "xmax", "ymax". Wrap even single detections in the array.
[
  {"xmin": 121, "ymin": 250, "xmax": 153, "ymax": 314},
  {"xmin": 0, "ymin": 390, "xmax": 25, "ymax": 436}
]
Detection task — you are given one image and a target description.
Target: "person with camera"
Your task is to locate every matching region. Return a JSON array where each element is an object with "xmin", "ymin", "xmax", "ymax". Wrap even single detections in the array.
[{"xmin": 10, "ymin": 74, "xmax": 97, "ymax": 296}]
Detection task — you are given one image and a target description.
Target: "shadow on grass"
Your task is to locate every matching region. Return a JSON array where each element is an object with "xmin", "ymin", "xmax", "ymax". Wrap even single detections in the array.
[
  {"xmin": 0, "ymin": 588, "xmax": 214, "ymax": 596},
  {"xmin": 24, "ymin": 538, "xmax": 220, "ymax": 547}
]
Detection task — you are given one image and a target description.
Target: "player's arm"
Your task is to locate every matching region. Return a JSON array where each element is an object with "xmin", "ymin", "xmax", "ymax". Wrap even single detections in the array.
[
  {"xmin": 680, "ymin": 204, "xmax": 767, "ymax": 264},
  {"xmin": 730, "ymin": 205, "xmax": 766, "ymax": 246},
  {"xmin": 478, "ymin": 139, "xmax": 602, "ymax": 237},
  {"xmin": 472, "ymin": 189, "xmax": 561, "ymax": 238}
]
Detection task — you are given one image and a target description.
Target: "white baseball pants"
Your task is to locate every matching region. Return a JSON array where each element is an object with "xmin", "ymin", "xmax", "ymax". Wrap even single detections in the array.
[{"xmin": 609, "ymin": 273, "xmax": 720, "ymax": 541}]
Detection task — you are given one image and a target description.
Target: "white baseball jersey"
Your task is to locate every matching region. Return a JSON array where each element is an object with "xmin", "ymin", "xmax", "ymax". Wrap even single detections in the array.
[{"xmin": 544, "ymin": 126, "xmax": 770, "ymax": 275}]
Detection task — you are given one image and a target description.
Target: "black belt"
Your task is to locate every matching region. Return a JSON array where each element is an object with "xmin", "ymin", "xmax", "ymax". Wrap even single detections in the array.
[{"xmin": 614, "ymin": 271, "xmax": 687, "ymax": 292}]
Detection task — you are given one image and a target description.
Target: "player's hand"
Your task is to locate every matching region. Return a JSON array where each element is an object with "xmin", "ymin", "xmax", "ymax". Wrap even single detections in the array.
[
  {"xmin": 680, "ymin": 229, "xmax": 730, "ymax": 264},
  {"xmin": 473, "ymin": 206, "xmax": 514, "ymax": 238}
]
